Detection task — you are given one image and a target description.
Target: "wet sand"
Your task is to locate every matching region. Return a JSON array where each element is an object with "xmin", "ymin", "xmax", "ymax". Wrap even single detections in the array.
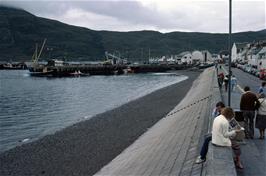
[{"xmin": 0, "ymin": 70, "xmax": 200, "ymax": 176}]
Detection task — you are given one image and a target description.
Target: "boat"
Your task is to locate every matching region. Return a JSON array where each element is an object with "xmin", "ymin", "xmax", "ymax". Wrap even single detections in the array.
[
  {"xmin": 29, "ymin": 67, "xmax": 54, "ymax": 77},
  {"xmin": 69, "ymin": 70, "xmax": 90, "ymax": 77}
]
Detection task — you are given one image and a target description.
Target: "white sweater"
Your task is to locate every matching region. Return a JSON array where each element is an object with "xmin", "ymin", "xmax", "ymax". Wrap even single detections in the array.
[
  {"xmin": 258, "ymin": 98, "xmax": 266, "ymax": 115},
  {"xmin": 212, "ymin": 114, "xmax": 236, "ymax": 146}
]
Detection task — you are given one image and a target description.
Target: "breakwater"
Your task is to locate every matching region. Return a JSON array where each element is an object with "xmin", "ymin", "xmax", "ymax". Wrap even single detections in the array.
[{"xmin": 28, "ymin": 63, "xmax": 211, "ymax": 77}]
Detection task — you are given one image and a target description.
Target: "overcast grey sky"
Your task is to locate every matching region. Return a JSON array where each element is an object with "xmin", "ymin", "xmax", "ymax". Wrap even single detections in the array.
[{"xmin": 1, "ymin": 0, "xmax": 265, "ymax": 33}]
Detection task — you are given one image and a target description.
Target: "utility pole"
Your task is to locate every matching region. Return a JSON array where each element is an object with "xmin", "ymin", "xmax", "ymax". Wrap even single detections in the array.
[{"xmin": 228, "ymin": 0, "xmax": 232, "ymax": 106}]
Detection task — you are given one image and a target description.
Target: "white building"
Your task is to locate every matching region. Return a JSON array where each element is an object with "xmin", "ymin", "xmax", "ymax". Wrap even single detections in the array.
[
  {"xmin": 231, "ymin": 41, "xmax": 266, "ymax": 69},
  {"xmin": 247, "ymin": 47, "xmax": 260, "ymax": 67},
  {"xmin": 201, "ymin": 50, "xmax": 212, "ymax": 62},
  {"xmin": 231, "ymin": 43, "xmax": 248, "ymax": 62},
  {"xmin": 192, "ymin": 50, "xmax": 204, "ymax": 63},
  {"xmin": 176, "ymin": 51, "xmax": 192, "ymax": 64}
]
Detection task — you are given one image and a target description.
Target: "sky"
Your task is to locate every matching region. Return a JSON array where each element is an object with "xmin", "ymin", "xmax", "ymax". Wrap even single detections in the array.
[{"xmin": 1, "ymin": 0, "xmax": 265, "ymax": 33}]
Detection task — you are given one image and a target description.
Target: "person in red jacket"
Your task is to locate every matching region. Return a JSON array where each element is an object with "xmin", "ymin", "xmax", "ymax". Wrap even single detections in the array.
[{"xmin": 240, "ymin": 86, "xmax": 260, "ymax": 139}]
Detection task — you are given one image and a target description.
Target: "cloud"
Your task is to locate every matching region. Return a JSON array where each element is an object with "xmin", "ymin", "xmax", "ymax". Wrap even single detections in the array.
[{"xmin": 0, "ymin": 0, "xmax": 265, "ymax": 33}]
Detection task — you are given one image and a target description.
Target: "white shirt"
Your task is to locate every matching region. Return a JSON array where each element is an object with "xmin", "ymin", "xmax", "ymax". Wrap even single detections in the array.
[
  {"xmin": 258, "ymin": 98, "xmax": 266, "ymax": 115},
  {"xmin": 212, "ymin": 114, "xmax": 236, "ymax": 146}
]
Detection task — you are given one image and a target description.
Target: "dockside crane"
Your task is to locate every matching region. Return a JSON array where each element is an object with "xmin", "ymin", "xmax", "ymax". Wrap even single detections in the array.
[{"xmin": 32, "ymin": 38, "xmax": 47, "ymax": 64}]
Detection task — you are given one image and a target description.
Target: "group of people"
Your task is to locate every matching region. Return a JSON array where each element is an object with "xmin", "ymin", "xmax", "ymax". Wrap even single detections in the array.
[
  {"xmin": 241, "ymin": 82, "xmax": 266, "ymax": 139},
  {"xmin": 195, "ymin": 79, "xmax": 266, "ymax": 170},
  {"xmin": 217, "ymin": 72, "xmax": 237, "ymax": 92},
  {"xmin": 195, "ymin": 103, "xmax": 244, "ymax": 169}
]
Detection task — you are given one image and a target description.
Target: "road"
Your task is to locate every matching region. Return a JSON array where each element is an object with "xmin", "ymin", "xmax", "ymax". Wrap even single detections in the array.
[
  {"xmin": 220, "ymin": 66, "xmax": 266, "ymax": 176},
  {"xmin": 232, "ymin": 68, "xmax": 262, "ymax": 93}
]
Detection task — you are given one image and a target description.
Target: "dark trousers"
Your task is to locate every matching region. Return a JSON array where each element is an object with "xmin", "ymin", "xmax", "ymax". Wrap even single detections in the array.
[
  {"xmin": 224, "ymin": 82, "xmax": 228, "ymax": 92},
  {"xmin": 243, "ymin": 111, "xmax": 255, "ymax": 138},
  {"xmin": 200, "ymin": 135, "xmax": 212, "ymax": 159}
]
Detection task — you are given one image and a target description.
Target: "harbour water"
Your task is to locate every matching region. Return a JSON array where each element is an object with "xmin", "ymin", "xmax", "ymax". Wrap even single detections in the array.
[{"xmin": 0, "ymin": 70, "xmax": 187, "ymax": 153}]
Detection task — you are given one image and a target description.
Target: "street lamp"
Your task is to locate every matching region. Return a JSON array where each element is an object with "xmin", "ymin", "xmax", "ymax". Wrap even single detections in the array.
[{"xmin": 228, "ymin": 0, "xmax": 232, "ymax": 106}]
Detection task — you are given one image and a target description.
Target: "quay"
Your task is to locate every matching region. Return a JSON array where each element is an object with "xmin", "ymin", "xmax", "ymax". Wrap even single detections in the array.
[
  {"xmin": 95, "ymin": 67, "xmax": 221, "ymax": 176},
  {"xmin": 29, "ymin": 64, "xmax": 127, "ymax": 76},
  {"xmin": 28, "ymin": 59, "xmax": 213, "ymax": 77},
  {"xmin": 28, "ymin": 64, "xmax": 194, "ymax": 77},
  {"xmin": 95, "ymin": 65, "xmax": 265, "ymax": 176}
]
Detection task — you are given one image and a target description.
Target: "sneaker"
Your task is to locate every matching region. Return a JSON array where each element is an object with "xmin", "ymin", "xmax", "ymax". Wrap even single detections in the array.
[{"xmin": 195, "ymin": 156, "xmax": 206, "ymax": 164}]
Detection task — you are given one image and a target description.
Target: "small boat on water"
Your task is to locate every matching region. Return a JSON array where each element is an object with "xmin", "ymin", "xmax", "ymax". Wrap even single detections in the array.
[
  {"xmin": 0, "ymin": 62, "xmax": 28, "ymax": 70},
  {"xmin": 69, "ymin": 70, "xmax": 90, "ymax": 77}
]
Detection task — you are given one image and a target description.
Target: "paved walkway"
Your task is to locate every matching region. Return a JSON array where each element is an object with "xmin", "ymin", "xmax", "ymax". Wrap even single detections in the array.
[
  {"xmin": 95, "ymin": 68, "xmax": 217, "ymax": 176},
  {"xmin": 219, "ymin": 65, "xmax": 266, "ymax": 176}
]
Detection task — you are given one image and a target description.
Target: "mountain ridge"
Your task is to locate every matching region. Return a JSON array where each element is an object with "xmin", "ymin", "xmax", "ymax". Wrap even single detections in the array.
[{"xmin": 0, "ymin": 6, "xmax": 265, "ymax": 61}]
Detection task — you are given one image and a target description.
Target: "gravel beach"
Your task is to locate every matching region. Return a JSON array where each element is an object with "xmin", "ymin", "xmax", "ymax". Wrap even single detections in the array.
[{"xmin": 0, "ymin": 70, "xmax": 200, "ymax": 176}]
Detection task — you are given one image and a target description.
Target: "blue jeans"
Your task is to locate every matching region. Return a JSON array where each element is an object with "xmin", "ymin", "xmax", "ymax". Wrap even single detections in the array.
[{"xmin": 200, "ymin": 135, "xmax": 212, "ymax": 159}]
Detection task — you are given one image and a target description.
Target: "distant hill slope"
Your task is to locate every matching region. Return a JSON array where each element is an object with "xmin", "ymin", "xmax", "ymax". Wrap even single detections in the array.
[{"xmin": 0, "ymin": 6, "xmax": 265, "ymax": 61}]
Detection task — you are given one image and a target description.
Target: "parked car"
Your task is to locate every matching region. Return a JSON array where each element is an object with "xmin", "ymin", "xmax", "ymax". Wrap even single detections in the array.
[{"xmin": 244, "ymin": 65, "xmax": 252, "ymax": 73}]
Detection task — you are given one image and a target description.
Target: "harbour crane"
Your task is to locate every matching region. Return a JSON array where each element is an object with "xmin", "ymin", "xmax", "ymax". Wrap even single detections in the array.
[{"xmin": 32, "ymin": 38, "xmax": 47, "ymax": 64}]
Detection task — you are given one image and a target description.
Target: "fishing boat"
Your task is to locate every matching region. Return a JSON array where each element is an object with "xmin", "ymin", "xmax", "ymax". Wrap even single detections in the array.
[{"xmin": 29, "ymin": 67, "xmax": 54, "ymax": 77}]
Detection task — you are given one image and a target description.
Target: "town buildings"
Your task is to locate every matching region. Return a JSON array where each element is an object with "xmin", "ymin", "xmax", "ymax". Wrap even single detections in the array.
[{"xmin": 231, "ymin": 41, "xmax": 266, "ymax": 69}]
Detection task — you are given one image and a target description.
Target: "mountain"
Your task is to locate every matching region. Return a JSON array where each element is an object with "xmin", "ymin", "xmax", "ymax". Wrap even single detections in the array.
[{"xmin": 0, "ymin": 6, "xmax": 265, "ymax": 61}]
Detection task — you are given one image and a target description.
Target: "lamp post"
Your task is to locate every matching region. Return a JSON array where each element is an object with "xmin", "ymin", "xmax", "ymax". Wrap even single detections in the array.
[{"xmin": 228, "ymin": 0, "xmax": 232, "ymax": 106}]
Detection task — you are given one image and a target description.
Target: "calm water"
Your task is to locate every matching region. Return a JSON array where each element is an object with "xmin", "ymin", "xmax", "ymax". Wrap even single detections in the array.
[{"xmin": 0, "ymin": 70, "xmax": 187, "ymax": 152}]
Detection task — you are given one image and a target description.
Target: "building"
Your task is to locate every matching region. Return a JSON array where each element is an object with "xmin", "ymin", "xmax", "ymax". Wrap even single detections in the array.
[
  {"xmin": 201, "ymin": 50, "xmax": 212, "ymax": 62},
  {"xmin": 231, "ymin": 41, "xmax": 266, "ymax": 68},
  {"xmin": 192, "ymin": 50, "xmax": 204, "ymax": 63},
  {"xmin": 175, "ymin": 51, "xmax": 192, "ymax": 65},
  {"xmin": 257, "ymin": 47, "xmax": 266, "ymax": 69},
  {"xmin": 231, "ymin": 42, "xmax": 248, "ymax": 62}
]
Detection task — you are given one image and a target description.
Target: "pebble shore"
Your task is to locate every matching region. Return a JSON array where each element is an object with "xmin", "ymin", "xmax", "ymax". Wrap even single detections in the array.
[{"xmin": 0, "ymin": 70, "xmax": 200, "ymax": 176}]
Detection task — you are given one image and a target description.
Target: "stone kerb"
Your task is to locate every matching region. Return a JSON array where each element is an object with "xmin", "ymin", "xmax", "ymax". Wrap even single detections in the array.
[{"xmin": 204, "ymin": 67, "xmax": 237, "ymax": 176}]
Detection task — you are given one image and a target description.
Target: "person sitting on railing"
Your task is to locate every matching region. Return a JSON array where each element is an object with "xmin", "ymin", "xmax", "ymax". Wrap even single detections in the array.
[
  {"xmin": 212, "ymin": 101, "xmax": 225, "ymax": 118},
  {"xmin": 195, "ymin": 102, "xmax": 225, "ymax": 164},
  {"xmin": 196, "ymin": 107, "xmax": 243, "ymax": 169}
]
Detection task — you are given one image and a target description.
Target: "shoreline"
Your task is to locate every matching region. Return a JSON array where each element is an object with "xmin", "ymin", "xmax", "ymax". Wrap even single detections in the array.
[{"xmin": 0, "ymin": 70, "xmax": 200, "ymax": 176}]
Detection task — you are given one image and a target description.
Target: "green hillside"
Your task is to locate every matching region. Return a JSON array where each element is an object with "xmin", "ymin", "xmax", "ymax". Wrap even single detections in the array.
[{"xmin": 0, "ymin": 6, "xmax": 265, "ymax": 61}]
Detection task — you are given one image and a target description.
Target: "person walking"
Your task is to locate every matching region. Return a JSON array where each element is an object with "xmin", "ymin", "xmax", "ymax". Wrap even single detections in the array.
[
  {"xmin": 224, "ymin": 75, "xmax": 229, "ymax": 92},
  {"xmin": 240, "ymin": 86, "xmax": 260, "ymax": 139},
  {"xmin": 218, "ymin": 72, "xmax": 224, "ymax": 88},
  {"xmin": 256, "ymin": 93, "xmax": 266, "ymax": 139},
  {"xmin": 258, "ymin": 82, "xmax": 266, "ymax": 95},
  {"xmin": 231, "ymin": 75, "xmax": 237, "ymax": 92}
]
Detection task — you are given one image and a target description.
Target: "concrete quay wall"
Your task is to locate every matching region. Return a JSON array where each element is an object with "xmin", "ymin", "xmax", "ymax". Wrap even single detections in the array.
[{"xmin": 95, "ymin": 67, "xmax": 235, "ymax": 176}]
